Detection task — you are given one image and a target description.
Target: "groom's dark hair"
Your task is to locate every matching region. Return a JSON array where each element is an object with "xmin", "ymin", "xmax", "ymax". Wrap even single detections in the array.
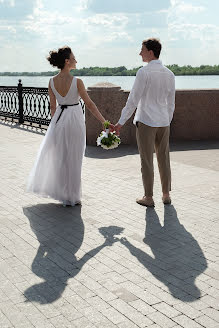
[{"xmin": 142, "ymin": 38, "xmax": 162, "ymax": 58}]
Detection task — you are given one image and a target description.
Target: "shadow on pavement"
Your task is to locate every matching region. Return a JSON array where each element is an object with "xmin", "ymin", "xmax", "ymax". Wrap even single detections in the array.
[
  {"xmin": 85, "ymin": 140, "xmax": 219, "ymax": 159},
  {"xmin": 23, "ymin": 203, "xmax": 123, "ymax": 304},
  {"xmin": 120, "ymin": 205, "xmax": 207, "ymax": 302},
  {"xmin": 170, "ymin": 140, "xmax": 219, "ymax": 151},
  {"xmin": 0, "ymin": 119, "xmax": 45, "ymax": 135},
  {"xmin": 85, "ymin": 145, "xmax": 138, "ymax": 159},
  {"xmin": 1, "ymin": 119, "xmax": 218, "ymax": 154}
]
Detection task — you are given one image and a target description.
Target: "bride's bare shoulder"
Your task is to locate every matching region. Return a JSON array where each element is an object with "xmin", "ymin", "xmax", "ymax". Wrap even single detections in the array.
[
  {"xmin": 77, "ymin": 78, "xmax": 85, "ymax": 88},
  {"xmin": 53, "ymin": 73, "xmax": 60, "ymax": 81},
  {"xmin": 76, "ymin": 78, "xmax": 83, "ymax": 83}
]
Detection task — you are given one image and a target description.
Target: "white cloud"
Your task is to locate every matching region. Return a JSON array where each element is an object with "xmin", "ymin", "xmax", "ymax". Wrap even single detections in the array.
[
  {"xmin": 33, "ymin": 0, "xmax": 43, "ymax": 14},
  {"xmin": 168, "ymin": 0, "xmax": 206, "ymax": 26},
  {"xmin": 0, "ymin": 0, "xmax": 15, "ymax": 6},
  {"xmin": 24, "ymin": 2, "xmax": 78, "ymax": 41},
  {"xmin": 157, "ymin": 9, "xmax": 169, "ymax": 14},
  {"xmin": 106, "ymin": 31, "xmax": 133, "ymax": 42},
  {"xmin": 84, "ymin": 13, "xmax": 128, "ymax": 28},
  {"xmin": 167, "ymin": 0, "xmax": 210, "ymax": 42},
  {"xmin": 76, "ymin": 0, "xmax": 92, "ymax": 12},
  {"xmin": 25, "ymin": 11, "xmax": 75, "ymax": 34},
  {"xmin": 170, "ymin": 0, "xmax": 205, "ymax": 13},
  {"xmin": 24, "ymin": 1, "xmax": 132, "ymax": 49},
  {"xmin": 0, "ymin": 23, "xmax": 16, "ymax": 33},
  {"xmin": 169, "ymin": 23, "xmax": 219, "ymax": 42},
  {"xmin": 1, "ymin": 0, "xmax": 219, "ymax": 70},
  {"xmin": 165, "ymin": 1, "xmax": 219, "ymax": 66},
  {"xmin": 81, "ymin": 13, "xmax": 133, "ymax": 46}
]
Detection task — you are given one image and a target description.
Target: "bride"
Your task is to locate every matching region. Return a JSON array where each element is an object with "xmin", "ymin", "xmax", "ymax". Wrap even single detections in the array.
[{"xmin": 27, "ymin": 46, "xmax": 112, "ymax": 206}]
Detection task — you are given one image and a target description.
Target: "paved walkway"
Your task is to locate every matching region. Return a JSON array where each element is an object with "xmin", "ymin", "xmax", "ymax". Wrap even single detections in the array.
[{"xmin": 0, "ymin": 121, "xmax": 219, "ymax": 328}]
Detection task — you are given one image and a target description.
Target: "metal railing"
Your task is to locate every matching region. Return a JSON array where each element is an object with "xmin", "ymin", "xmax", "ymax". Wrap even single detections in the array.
[{"xmin": 0, "ymin": 80, "xmax": 51, "ymax": 127}]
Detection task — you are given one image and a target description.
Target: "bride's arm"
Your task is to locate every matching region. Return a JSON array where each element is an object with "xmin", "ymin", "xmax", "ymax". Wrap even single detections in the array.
[
  {"xmin": 48, "ymin": 83, "xmax": 56, "ymax": 117},
  {"xmin": 77, "ymin": 78, "xmax": 105, "ymax": 124}
]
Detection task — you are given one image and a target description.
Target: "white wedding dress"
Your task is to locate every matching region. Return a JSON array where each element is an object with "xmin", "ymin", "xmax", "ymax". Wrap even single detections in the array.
[{"xmin": 27, "ymin": 77, "xmax": 86, "ymax": 205}]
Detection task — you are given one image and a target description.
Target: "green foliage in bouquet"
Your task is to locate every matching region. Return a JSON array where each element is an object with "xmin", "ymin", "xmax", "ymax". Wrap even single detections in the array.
[
  {"xmin": 101, "ymin": 132, "xmax": 121, "ymax": 148},
  {"xmin": 103, "ymin": 120, "xmax": 111, "ymax": 129},
  {"xmin": 97, "ymin": 120, "xmax": 121, "ymax": 149}
]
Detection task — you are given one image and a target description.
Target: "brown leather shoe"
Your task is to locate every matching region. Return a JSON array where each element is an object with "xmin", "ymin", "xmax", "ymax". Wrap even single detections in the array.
[
  {"xmin": 162, "ymin": 196, "xmax": 171, "ymax": 204},
  {"xmin": 136, "ymin": 196, "xmax": 155, "ymax": 207}
]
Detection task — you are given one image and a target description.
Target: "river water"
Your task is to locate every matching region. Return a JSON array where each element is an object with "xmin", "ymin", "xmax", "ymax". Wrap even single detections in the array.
[{"xmin": 1, "ymin": 75, "xmax": 219, "ymax": 90}]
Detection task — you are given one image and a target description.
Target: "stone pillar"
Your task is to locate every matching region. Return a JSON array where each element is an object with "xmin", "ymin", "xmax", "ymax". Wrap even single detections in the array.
[{"xmin": 86, "ymin": 82, "xmax": 137, "ymax": 145}]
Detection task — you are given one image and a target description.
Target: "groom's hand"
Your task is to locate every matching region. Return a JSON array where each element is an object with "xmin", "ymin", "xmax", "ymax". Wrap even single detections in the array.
[
  {"xmin": 115, "ymin": 123, "xmax": 122, "ymax": 135},
  {"xmin": 109, "ymin": 123, "xmax": 115, "ymax": 132}
]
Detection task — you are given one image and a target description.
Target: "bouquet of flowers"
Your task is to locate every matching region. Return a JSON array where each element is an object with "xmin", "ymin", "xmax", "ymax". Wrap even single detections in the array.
[{"xmin": 97, "ymin": 121, "xmax": 121, "ymax": 150}]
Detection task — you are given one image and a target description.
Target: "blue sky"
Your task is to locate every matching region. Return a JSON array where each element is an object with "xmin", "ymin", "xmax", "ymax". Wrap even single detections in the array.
[{"xmin": 0, "ymin": 0, "xmax": 218, "ymax": 71}]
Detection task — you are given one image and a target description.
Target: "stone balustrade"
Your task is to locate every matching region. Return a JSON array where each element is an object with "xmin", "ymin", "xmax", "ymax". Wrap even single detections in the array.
[{"xmin": 86, "ymin": 82, "xmax": 219, "ymax": 145}]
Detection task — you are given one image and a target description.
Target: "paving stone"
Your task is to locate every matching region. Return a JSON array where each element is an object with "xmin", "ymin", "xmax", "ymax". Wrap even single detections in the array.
[
  {"xmin": 100, "ymin": 279, "xmax": 121, "ymax": 292},
  {"xmin": 112, "ymin": 287, "xmax": 138, "ymax": 302},
  {"xmin": 80, "ymin": 306, "xmax": 116, "ymax": 326},
  {"xmin": 1, "ymin": 124, "xmax": 219, "ymax": 328},
  {"xmin": 118, "ymin": 282, "xmax": 161, "ymax": 305},
  {"xmin": 100, "ymin": 306, "xmax": 126, "ymax": 325},
  {"xmin": 70, "ymin": 316, "xmax": 96, "ymax": 328},
  {"xmin": 58, "ymin": 304, "xmax": 83, "ymax": 321},
  {"xmin": 122, "ymin": 271, "xmax": 146, "ymax": 284},
  {"xmin": 65, "ymin": 294, "xmax": 90, "ymax": 310},
  {"xmin": 94, "ymin": 287, "xmax": 118, "ymax": 302},
  {"xmin": 0, "ymin": 301, "xmax": 34, "ymax": 328},
  {"xmin": 95, "ymin": 323, "xmax": 117, "ymax": 328},
  {"xmin": 147, "ymin": 311, "xmax": 176, "ymax": 328},
  {"xmin": 201, "ymin": 307, "xmax": 219, "ymax": 323},
  {"xmin": 118, "ymin": 320, "xmax": 140, "ymax": 328},
  {"xmin": 0, "ymin": 309, "xmax": 13, "ymax": 328},
  {"xmin": 86, "ymin": 295, "xmax": 110, "ymax": 311},
  {"xmin": 173, "ymin": 315, "xmax": 204, "ymax": 328},
  {"xmin": 200, "ymin": 295, "xmax": 219, "ymax": 310},
  {"xmin": 154, "ymin": 291, "xmax": 181, "ymax": 306},
  {"xmin": 195, "ymin": 315, "xmax": 219, "ymax": 328},
  {"xmin": 109, "ymin": 298, "xmax": 153, "ymax": 327},
  {"xmin": 153, "ymin": 302, "xmax": 181, "ymax": 318},
  {"xmin": 129, "ymin": 299, "xmax": 157, "ymax": 316},
  {"xmin": 67, "ymin": 282, "xmax": 95, "ymax": 299},
  {"xmin": 173, "ymin": 303, "xmax": 202, "ymax": 319},
  {"xmin": 49, "ymin": 315, "xmax": 72, "ymax": 328}
]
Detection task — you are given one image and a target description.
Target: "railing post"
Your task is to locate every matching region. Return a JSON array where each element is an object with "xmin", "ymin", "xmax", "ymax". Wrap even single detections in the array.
[{"xmin": 18, "ymin": 79, "xmax": 24, "ymax": 123}]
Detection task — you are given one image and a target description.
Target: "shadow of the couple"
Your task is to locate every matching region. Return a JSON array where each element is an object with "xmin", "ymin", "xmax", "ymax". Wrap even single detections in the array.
[
  {"xmin": 23, "ymin": 203, "xmax": 124, "ymax": 304},
  {"xmin": 24, "ymin": 203, "xmax": 207, "ymax": 304},
  {"xmin": 121, "ymin": 205, "xmax": 208, "ymax": 302}
]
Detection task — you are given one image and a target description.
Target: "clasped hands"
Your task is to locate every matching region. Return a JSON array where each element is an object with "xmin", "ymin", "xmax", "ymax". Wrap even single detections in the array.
[
  {"xmin": 102, "ymin": 122, "xmax": 122, "ymax": 136},
  {"xmin": 103, "ymin": 236, "xmax": 128, "ymax": 246}
]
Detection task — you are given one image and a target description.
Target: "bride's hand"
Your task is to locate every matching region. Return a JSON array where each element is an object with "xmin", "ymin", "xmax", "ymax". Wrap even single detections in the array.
[{"xmin": 102, "ymin": 121, "xmax": 115, "ymax": 132}]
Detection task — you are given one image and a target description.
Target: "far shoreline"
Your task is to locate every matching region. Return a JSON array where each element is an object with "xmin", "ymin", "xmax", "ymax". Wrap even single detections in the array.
[
  {"xmin": 1, "ymin": 64, "xmax": 219, "ymax": 77},
  {"xmin": 1, "ymin": 73, "xmax": 219, "ymax": 77}
]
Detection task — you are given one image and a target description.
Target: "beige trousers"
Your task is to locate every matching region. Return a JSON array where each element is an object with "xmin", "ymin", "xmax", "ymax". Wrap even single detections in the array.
[{"xmin": 136, "ymin": 122, "xmax": 171, "ymax": 197}]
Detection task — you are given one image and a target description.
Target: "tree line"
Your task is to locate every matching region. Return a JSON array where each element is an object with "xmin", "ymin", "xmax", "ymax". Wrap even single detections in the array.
[{"xmin": 1, "ymin": 64, "xmax": 219, "ymax": 76}]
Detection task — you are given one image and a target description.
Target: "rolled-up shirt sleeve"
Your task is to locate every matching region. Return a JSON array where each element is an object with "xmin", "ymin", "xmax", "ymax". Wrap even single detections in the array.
[
  {"xmin": 118, "ymin": 68, "xmax": 147, "ymax": 125},
  {"xmin": 167, "ymin": 75, "xmax": 175, "ymax": 123}
]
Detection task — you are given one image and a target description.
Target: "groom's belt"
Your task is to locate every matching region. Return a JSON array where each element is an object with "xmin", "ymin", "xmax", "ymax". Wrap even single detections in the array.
[{"xmin": 56, "ymin": 103, "xmax": 79, "ymax": 124}]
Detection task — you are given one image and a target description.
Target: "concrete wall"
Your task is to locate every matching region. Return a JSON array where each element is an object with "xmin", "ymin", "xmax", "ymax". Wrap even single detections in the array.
[{"xmin": 86, "ymin": 83, "xmax": 219, "ymax": 145}]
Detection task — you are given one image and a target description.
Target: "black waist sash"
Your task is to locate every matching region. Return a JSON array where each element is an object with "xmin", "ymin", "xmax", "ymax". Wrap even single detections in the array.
[{"xmin": 56, "ymin": 103, "xmax": 79, "ymax": 123}]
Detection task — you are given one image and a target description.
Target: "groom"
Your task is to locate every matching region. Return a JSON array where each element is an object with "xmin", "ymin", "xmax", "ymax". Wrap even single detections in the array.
[{"xmin": 115, "ymin": 38, "xmax": 175, "ymax": 207}]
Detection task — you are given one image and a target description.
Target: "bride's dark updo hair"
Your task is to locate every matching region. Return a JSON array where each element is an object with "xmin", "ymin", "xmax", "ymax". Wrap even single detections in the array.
[{"xmin": 47, "ymin": 46, "xmax": 72, "ymax": 69}]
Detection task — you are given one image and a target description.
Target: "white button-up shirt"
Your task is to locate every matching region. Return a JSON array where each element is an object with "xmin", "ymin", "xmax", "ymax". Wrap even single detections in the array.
[{"xmin": 118, "ymin": 60, "xmax": 175, "ymax": 127}]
